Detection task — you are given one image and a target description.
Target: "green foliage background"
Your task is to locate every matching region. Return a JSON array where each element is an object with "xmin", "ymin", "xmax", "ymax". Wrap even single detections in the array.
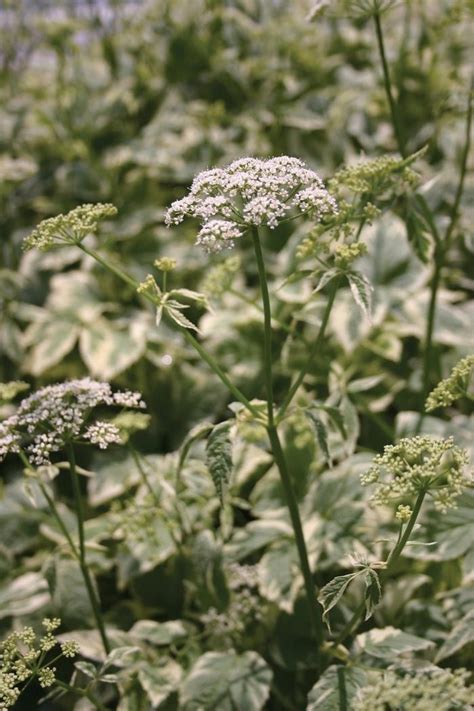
[{"xmin": 0, "ymin": 1, "xmax": 473, "ymax": 709}]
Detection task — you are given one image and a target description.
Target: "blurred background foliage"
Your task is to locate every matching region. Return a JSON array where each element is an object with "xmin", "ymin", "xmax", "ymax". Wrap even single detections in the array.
[{"xmin": 0, "ymin": 1, "xmax": 473, "ymax": 709}]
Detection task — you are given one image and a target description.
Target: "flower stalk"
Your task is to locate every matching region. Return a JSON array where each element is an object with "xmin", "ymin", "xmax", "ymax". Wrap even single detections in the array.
[{"xmin": 252, "ymin": 227, "xmax": 323, "ymax": 644}]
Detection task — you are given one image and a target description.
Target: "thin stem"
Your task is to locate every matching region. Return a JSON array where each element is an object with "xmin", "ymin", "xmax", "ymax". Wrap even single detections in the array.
[
  {"xmin": 332, "ymin": 600, "xmax": 366, "ymax": 649},
  {"xmin": 373, "ymin": 9, "xmax": 405, "ymax": 156},
  {"xmin": 278, "ymin": 278, "xmax": 339, "ymax": 421},
  {"xmin": 129, "ymin": 444, "xmax": 160, "ymax": 506},
  {"xmin": 251, "ymin": 227, "xmax": 322, "ymax": 644},
  {"xmin": 385, "ymin": 489, "xmax": 426, "ymax": 568},
  {"xmin": 419, "ymin": 86, "xmax": 472, "ymax": 415},
  {"xmin": 67, "ymin": 443, "xmax": 111, "ymax": 655},
  {"xmin": 251, "ymin": 228, "xmax": 275, "ymax": 426},
  {"xmin": 78, "ymin": 244, "xmax": 259, "ymax": 417}
]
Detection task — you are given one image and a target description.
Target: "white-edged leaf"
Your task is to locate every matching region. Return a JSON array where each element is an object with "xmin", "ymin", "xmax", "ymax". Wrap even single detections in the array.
[
  {"xmin": 138, "ymin": 659, "xmax": 182, "ymax": 707},
  {"xmin": 166, "ymin": 305, "xmax": 199, "ymax": 332},
  {"xmin": 180, "ymin": 651, "xmax": 272, "ymax": 711},
  {"xmin": 347, "ymin": 271, "xmax": 373, "ymax": 319},
  {"xmin": 313, "ymin": 268, "xmax": 340, "ymax": 293},
  {"xmin": 206, "ymin": 421, "xmax": 233, "ymax": 504},
  {"xmin": 364, "ymin": 569, "xmax": 381, "ymax": 621},
  {"xmin": 354, "ymin": 626, "xmax": 435, "ymax": 659},
  {"xmin": 317, "ymin": 571, "xmax": 363, "ymax": 631}
]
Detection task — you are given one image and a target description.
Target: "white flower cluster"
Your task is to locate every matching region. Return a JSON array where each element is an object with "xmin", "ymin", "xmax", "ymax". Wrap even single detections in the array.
[
  {"xmin": 361, "ymin": 435, "xmax": 471, "ymax": 512},
  {"xmin": 0, "ymin": 378, "xmax": 145, "ymax": 466},
  {"xmin": 165, "ymin": 156, "xmax": 337, "ymax": 253},
  {"xmin": 354, "ymin": 668, "xmax": 472, "ymax": 711}
]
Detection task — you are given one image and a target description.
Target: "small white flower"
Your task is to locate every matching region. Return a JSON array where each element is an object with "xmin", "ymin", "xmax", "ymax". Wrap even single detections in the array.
[
  {"xmin": 84, "ymin": 421, "xmax": 122, "ymax": 449},
  {"xmin": 165, "ymin": 155, "xmax": 337, "ymax": 253},
  {"xmin": 196, "ymin": 220, "xmax": 243, "ymax": 254}
]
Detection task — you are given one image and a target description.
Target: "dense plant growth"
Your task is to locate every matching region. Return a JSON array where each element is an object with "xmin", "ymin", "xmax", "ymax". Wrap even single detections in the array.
[{"xmin": 0, "ymin": 1, "xmax": 473, "ymax": 709}]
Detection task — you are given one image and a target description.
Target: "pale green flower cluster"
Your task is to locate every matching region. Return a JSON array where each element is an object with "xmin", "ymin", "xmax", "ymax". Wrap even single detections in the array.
[
  {"xmin": 361, "ymin": 435, "xmax": 471, "ymax": 512},
  {"xmin": 200, "ymin": 255, "xmax": 241, "ymax": 299},
  {"xmin": 425, "ymin": 354, "xmax": 474, "ymax": 411},
  {"xmin": 329, "ymin": 153, "xmax": 420, "ymax": 197},
  {"xmin": 334, "ymin": 241, "xmax": 368, "ymax": 268},
  {"xmin": 23, "ymin": 203, "xmax": 117, "ymax": 251},
  {"xmin": 354, "ymin": 668, "xmax": 472, "ymax": 711},
  {"xmin": 0, "ymin": 619, "xmax": 79, "ymax": 708}
]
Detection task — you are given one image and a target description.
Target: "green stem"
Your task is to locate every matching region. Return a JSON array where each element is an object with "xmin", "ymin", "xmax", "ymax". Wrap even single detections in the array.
[
  {"xmin": 385, "ymin": 489, "xmax": 426, "ymax": 568},
  {"xmin": 251, "ymin": 227, "xmax": 322, "ymax": 644},
  {"xmin": 278, "ymin": 278, "xmax": 339, "ymax": 421},
  {"xmin": 129, "ymin": 444, "xmax": 160, "ymax": 506},
  {"xmin": 373, "ymin": 9, "xmax": 405, "ymax": 156},
  {"xmin": 78, "ymin": 244, "xmax": 259, "ymax": 417},
  {"xmin": 419, "ymin": 86, "xmax": 472, "ymax": 416},
  {"xmin": 67, "ymin": 443, "xmax": 111, "ymax": 655}
]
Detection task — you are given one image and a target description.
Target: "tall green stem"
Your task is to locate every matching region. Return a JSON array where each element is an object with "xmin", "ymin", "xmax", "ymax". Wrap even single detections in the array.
[
  {"xmin": 67, "ymin": 443, "xmax": 111, "ymax": 655},
  {"xmin": 78, "ymin": 244, "xmax": 259, "ymax": 418},
  {"xmin": 251, "ymin": 227, "xmax": 322, "ymax": 644},
  {"xmin": 278, "ymin": 278, "xmax": 339, "ymax": 421},
  {"xmin": 373, "ymin": 11, "xmax": 473, "ymax": 416}
]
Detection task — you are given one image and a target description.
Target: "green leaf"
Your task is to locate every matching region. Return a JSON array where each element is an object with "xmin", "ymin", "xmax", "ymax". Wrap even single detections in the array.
[
  {"xmin": 138, "ymin": 658, "xmax": 182, "ymax": 707},
  {"xmin": 435, "ymin": 609, "xmax": 474, "ymax": 662},
  {"xmin": 180, "ymin": 651, "xmax": 272, "ymax": 711},
  {"xmin": 307, "ymin": 665, "xmax": 367, "ymax": 711},
  {"xmin": 206, "ymin": 421, "xmax": 233, "ymax": 504},
  {"xmin": 364, "ymin": 569, "xmax": 381, "ymax": 621},
  {"xmin": 346, "ymin": 271, "xmax": 373, "ymax": 319},
  {"xmin": 354, "ymin": 626, "xmax": 435, "ymax": 659},
  {"xmin": 318, "ymin": 571, "xmax": 363, "ymax": 631}
]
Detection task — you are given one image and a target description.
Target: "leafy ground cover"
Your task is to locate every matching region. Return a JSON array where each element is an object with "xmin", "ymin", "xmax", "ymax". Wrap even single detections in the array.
[{"xmin": 0, "ymin": 1, "xmax": 473, "ymax": 709}]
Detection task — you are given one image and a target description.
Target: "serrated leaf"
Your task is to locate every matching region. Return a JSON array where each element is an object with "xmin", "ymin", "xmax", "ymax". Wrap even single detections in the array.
[
  {"xmin": 347, "ymin": 271, "xmax": 373, "ymax": 319},
  {"xmin": 318, "ymin": 571, "xmax": 363, "ymax": 631},
  {"xmin": 364, "ymin": 569, "xmax": 381, "ymax": 621},
  {"xmin": 180, "ymin": 651, "xmax": 272, "ymax": 711},
  {"xmin": 313, "ymin": 268, "xmax": 340, "ymax": 293},
  {"xmin": 166, "ymin": 305, "xmax": 199, "ymax": 332},
  {"xmin": 206, "ymin": 421, "xmax": 233, "ymax": 504}
]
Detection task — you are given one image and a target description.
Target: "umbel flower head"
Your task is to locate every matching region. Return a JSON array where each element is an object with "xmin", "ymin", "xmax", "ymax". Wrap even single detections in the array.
[
  {"xmin": 165, "ymin": 156, "xmax": 338, "ymax": 254},
  {"xmin": 23, "ymin": 203, "xmax": 117, "ymax": 251},
  {"xmin": 354, "ymin": 668, "xmax": 472, "ymax": 711},
  {"xmin": 0, "ymin": 377, "xmax": 145, "ymax": 467},
  {"xmin": 425, "ymin": 354, "xmax": 474, "ymax": 411},
  {"xmin": 361, "ymin": 435, "xmax": 471, "ymax": 513}
]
